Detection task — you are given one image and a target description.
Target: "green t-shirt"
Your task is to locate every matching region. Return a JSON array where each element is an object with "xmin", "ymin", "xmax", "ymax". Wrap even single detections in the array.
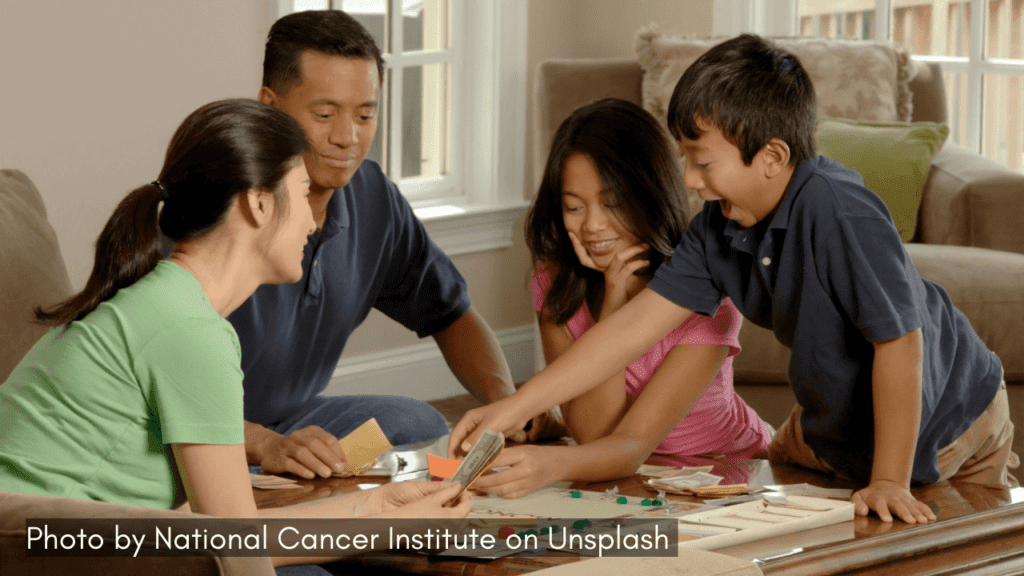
[{"xmin": 0, "ymin": 261, "xmax": 244, "ymax": 509}]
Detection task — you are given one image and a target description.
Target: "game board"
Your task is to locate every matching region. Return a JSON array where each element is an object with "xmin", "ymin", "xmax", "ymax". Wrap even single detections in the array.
[{"xmin": 467, "ymin": 487, "xmax": 854, "ymax": 553}]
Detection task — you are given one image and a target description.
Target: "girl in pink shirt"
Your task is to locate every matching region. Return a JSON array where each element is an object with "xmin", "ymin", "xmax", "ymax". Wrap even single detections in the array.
[{"xmin": 473, "ymin": 99, "xmax": 770, "ymax": 498}]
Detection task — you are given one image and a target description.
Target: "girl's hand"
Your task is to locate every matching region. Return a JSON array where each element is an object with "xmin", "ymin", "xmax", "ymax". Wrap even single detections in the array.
[
  {"xmin": 471, "ymin": 445, "xmax": 562, "ymax": 499},
  {"xmin": 371, "ymin": 481, "xmax": 472, "ymax": 518},
  {"xmin": 568, "ymin": 232, "xmax": 649, "ymax": 318}
]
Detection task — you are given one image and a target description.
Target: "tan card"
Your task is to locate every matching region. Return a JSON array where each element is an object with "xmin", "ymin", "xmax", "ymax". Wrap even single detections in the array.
[{"xmin": 334, "ymin": 418, "xmax": 394, "ymax": 476}]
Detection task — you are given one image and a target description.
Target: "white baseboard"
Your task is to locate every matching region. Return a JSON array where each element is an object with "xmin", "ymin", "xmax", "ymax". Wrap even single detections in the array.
[{"xmin": 322, "ymin": 324, "xmax": 538, "ymax": 402}]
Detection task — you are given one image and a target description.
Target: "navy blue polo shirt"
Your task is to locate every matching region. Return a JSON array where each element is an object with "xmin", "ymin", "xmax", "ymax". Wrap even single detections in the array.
[
  {"xmin": 228, "ymin": 160, "xmax": 471, "ymax": 426},
  {"xmin": 649, "ymin": 156, "xmax": 1002, "ymax": 483}
]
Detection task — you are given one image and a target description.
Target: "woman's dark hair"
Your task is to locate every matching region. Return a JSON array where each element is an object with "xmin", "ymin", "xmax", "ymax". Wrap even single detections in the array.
[
  {"xmin": 667, "ymin": 34, "xmax": 817, "ymax": 165},
  {"xmin": 263, "ymin": 10, "xmax": 385, "ymax": 94},
  {"xmin": 36, "ymin": 98, "xmax": 311, "ymax": 327},
  {"xmin": 526, "ymin": 98, "xmax": 689, "ymax": 325}
]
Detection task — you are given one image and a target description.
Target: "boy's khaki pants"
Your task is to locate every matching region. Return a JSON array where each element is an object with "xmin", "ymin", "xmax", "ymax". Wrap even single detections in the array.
[{"xmin": 768, "ymin": 380, "xmax": 1019, "ymax": 487}]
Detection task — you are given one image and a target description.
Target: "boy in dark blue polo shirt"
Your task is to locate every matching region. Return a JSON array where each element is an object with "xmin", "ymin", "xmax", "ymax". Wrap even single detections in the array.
[{"xmin": 451, "ymin": 34, "xmax": 1017, "ymax": 524}]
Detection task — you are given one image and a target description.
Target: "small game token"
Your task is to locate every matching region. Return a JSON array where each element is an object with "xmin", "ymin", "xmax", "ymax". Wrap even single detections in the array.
[
  {"xmin": 616, "ymin": 496, "xmax": 628, "ymax": 504},
  {"xmin": 652, "ymin": 499, "xmax": 663, "ymax": 506},
  {"xmin": 571, "ymin": 490, "xmax": 581, "ymax": 498},
  {"xmin": 498, "ymin": 526, "xmax": 514, "ymax": 539},
  {"xmin": 572, "ymin": 520, "xmax": 586, "ymax": 529}
]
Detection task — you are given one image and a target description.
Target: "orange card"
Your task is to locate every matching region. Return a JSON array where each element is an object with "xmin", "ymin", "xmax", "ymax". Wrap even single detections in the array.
[{"xmin": 427, "ymin": 454, "xmax": 462, "ymax": 479}]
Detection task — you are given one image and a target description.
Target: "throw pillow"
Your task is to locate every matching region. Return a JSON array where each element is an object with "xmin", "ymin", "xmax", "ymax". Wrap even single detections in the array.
[
  {"xmin": 815, "ymin": 118, "xmax": 949, "ymax": 242},
  {"xmin": 635, "ymin": 26, "xmax": 915, "ymax": 130}
]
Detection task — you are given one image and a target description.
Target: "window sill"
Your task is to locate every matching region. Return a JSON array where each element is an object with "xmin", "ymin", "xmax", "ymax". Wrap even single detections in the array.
[{"xmin": 414, "ymin": 200, "xmax": 530, "ymax": 257}]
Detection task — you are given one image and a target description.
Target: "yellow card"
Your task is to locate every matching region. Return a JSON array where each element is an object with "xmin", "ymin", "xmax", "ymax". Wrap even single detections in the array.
[{"xmin": 336, "ymin": 418, "xmax": 393, "ymax": 476}]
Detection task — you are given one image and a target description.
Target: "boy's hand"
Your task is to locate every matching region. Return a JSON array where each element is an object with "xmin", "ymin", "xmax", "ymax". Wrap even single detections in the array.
[
  {"xmin": 851, "ymin": 479, "xmax": 936, "ymax": 524},
  {"xmin": 448, "ymin": 396, "xmax": 531, "ymax": 458}
]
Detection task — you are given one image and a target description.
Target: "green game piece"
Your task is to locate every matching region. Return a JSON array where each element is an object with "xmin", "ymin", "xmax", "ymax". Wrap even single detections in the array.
[
  {"xmin": 652, "ymin": 499, "xmax": 663, "ymax": 506},
  {"xmin": 616, "ymin": 496, "xmax": 628, "ymax": 504},
  {"xmin": 641, "ymin": 498, "xmax": 652, "ymax": 506},
  {"xmin": 571, "ymin": 490, "xmax": 581, "ymax": 498},
  {"xmin": 540, "ymin": 527, "xmax": 550, "ymax": 535},
  {"xmin": 551, "ymin": 525, "xmax": 560, "ymax": 533},
  {"xmin": 572, "ymin": 520, "xmax": 586, "ymax": 530}
]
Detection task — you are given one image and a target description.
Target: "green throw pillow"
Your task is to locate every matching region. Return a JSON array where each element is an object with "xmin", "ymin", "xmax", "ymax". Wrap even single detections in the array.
[{"xmin": 815, "ymin": 118, "xmax": 949, "ymax": 242}]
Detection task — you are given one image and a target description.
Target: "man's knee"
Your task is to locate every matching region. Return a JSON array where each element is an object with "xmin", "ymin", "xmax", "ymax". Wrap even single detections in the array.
[{"xmin": 374, "ymin": 397, "xmax": 449, "ymax": 445}]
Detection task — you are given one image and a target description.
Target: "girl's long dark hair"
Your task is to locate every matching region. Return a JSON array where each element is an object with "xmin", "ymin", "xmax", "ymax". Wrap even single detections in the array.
[
  {"xmin": 526, "ymin": 98, "xmax": 689, "ymax": 325},
  {"xmin": 36, "ymin": 99, "xmax": 311, "ymax": 327}
]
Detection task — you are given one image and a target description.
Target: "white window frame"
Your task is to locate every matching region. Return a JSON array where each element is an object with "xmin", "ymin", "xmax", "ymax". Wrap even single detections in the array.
[
  {"xmin": 718, "ymin": 0, "xmax": 1024, "ymax": 165},
  {"xmin": 277, "ymin": 0, "xmax": 528, "ymax": 256}
]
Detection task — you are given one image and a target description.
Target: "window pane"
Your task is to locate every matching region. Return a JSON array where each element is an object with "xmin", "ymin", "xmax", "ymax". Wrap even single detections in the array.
[
  {"xmin": 335, "ymin": 0, "xmax": 388, "ymax": 52},
  {"xmin": 798, "ymin": 0, "xmax": 875, "ymax": 39},
  {"xmin": 985, "ymin": 0, "xmax": 1024, "ymax": 59},
  {"xmin": 943, "ymin": 71, "xmax": 970, "ymax": 147},
  {"xmin": 401, "ymin": 63, "xmax": 449, "ymax": 179},
  {"xmin": 403, "ymin": 0, "xmax": 449, "ymax": 52},
  {"xmin": 891, "ymin": 0, "xmax": 970, "ymax": 57},
  {"xmin": 982, "ymin": 74, "xmax": 1024, "ymax": 172},
  {"xmin": 294, "ymin": 0, "xmax": 329, "ymax": 11}
]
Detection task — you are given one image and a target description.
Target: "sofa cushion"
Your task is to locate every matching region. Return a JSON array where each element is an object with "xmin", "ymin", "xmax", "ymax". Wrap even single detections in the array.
[
  {"xmin": 816, "ymin": 118, "xmax": 949, "ymax": 242},
  {"xmin": 636, "ymin": 27, "xmax": 915, "ymax": 129},
  {"xmin": 0, "ymin": 169, "xmax": 73, "ymax": 383}
]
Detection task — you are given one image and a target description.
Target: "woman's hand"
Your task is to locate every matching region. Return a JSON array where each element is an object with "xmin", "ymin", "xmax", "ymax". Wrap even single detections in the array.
[
  {"xmin": 448, "ymin": 396, "xmax": 532, "ymax": 457},
  {"xmin": 567, "ymin": 232, "xmax": 648, "ymax": 318},
  {"xmin": 370, "ymin": 481, "xmax": 472, "ymax": 519},
  {"xmin": 471, "ymin": 445, "xmax": 563, "ymax": 499}
]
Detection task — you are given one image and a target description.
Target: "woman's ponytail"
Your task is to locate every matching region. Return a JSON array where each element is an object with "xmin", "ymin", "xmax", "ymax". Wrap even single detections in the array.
[
  {"xmin": 34, "ymin": 98, "xmax": 310, "ymax": 329},
  {"xmin": 36, "ymin": 182, "xmax": 165, "ymax": 326}
]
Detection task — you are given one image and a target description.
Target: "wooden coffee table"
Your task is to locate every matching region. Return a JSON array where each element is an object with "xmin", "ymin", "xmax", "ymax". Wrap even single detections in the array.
[{"xmin": 254, "ymin": 452, "xmax": 1024, "ymax": 575}]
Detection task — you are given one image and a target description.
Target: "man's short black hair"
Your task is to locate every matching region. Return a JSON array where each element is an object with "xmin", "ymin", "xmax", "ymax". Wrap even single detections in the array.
[
  {"xmin": 667, "ymin": 34, "xmax": 817, "ymax": 166},
  {"xmin": 263, "ymin": 10, "xmax": 385, "ymax": 94}
]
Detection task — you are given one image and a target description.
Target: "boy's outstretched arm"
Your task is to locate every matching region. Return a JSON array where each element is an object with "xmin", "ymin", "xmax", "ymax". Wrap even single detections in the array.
[
  {"xmin": 448, "ymin": 288, "xmax": 692, "ymax": 456},
  {"xmin": 852, "ymin": 328, "xmax": 937, "ymax": 524}
]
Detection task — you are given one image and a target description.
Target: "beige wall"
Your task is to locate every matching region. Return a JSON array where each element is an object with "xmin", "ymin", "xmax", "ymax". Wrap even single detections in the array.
[
  {"xmin": 0, "ymin": 0, "xmax": 712, "ymax": 360},
  {"xmin": 0, "ymin": 0, "xmax": 274, "ymax": 287}
]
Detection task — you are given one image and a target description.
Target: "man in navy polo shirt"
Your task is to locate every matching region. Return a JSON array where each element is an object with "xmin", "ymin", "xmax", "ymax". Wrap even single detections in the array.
[
  {"xmin": 229, "ymin": 10, "xmax": 560, "ymax": 480},
  {"xmin": 450, "ymin": 34, "xmax": 1016, "ymax": 525}
]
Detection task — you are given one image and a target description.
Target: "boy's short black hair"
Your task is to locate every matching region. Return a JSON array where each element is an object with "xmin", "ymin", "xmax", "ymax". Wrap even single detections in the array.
[
  {"xmin": 263, "ymin": 10, "xmax": 384, "ymax": 94},
  {"xmin": 667, "ymin": 34, "xmax": 817, "ymax": 166}
]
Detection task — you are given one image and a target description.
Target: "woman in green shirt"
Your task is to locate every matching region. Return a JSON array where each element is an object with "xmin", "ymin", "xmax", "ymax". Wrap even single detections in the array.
[{"xmin": 0, "ymin": 99, "xmax": 469, "ymax": 572}]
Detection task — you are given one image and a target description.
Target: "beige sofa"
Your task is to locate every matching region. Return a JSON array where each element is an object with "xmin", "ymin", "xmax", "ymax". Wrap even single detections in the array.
[
  {"xmin": 0, "ymin": 169, "xmax": 275, "ymax": 575},
  {"xmin": 534, "ymin": 53, "xmax": 1024, "ymax": 462}
]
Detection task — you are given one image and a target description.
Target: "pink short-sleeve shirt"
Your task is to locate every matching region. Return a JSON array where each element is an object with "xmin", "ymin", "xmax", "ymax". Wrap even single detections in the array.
[{"xmin": 532, "ymin": 266, "xmax": 770, "ymax": 463}]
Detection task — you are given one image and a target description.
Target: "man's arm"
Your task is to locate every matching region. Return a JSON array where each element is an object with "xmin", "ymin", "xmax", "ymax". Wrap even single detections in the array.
[
  {"xmin": 850, "ymin": 328, "xmax": 936, "ymax": 524},
  {"xmin": 432, "ymin": 306, "xmax": 565, "ymax": 442},
  {"xmin": 432, "ymin": 306, "xmax": 517, "ymax": 404}
]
